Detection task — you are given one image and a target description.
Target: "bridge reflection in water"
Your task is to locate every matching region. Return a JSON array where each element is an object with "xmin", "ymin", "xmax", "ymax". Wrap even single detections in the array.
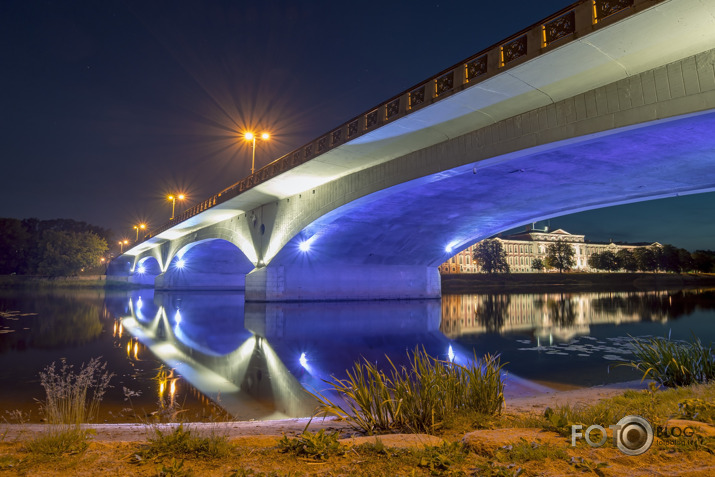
[
  {"xmin": 112, "ymin": 291, "xmax": 448, "ymax": 420},
  {"xmin": 107, "ymin": 288, "xmax": 714, "ymax": 419}
]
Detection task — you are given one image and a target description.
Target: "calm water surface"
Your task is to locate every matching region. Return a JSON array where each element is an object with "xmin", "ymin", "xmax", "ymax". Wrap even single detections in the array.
[{"xmin": 1, "ymin": 287, "xmax": 713, "ymax": 422}]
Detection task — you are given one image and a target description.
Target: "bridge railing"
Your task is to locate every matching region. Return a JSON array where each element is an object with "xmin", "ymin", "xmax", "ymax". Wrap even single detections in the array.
[{"xmin": 137, "ymin": 0, "xmax": 657, "ymax": 246}]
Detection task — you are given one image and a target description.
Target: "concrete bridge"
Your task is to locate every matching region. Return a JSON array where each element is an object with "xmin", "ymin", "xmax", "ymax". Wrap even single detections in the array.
[{"xmin": 109, "ymin": 0, "xmax": 715, "ymax": 301}]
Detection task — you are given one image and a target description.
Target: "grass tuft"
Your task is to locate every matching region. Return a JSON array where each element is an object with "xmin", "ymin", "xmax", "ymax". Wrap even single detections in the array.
[
  {"xmin": 138, "ymin": 424, "xmax": 232, "ymax": 460},
  {"xmin": 24, "ymin": 427, "xmax": 93, "ymax": 456},
  {"xmin": 624, "ymin": 334, "xmax": 715, "ymax": 387},
  {"xmin": 26, "ymin": 357, "xmax": 113, "ymax": 457},
  {"xmin": 310, "ymin": 347, "xmax": 505, "ymax": 435},
  {"xmin": 38, "ymin": 357, "xmax": 113, "ymax": 426},
  {"xmin": 277, "ymin": 429, "xmax": 344, "ymax": 460}
]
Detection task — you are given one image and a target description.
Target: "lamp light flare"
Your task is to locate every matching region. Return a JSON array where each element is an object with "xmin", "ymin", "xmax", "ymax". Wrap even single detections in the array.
[
  {"xmin": 299, "ymin": 241, "xmax": 311, "ymax": 252},
  {"xmin": 448, "ymin": 345, "xmax": 455, "ymax": 362},
  {"xmin": 137, "ymin": 266, "xmax": 146, "ymax": 274},
  {"xmin": 299, "ymin": 352, "xmax": 308, "ymax": 368},
  {"xmin": 244, "ymin": 130, "xmax": 271, "ymax": 175},
  {"xmin": 176, "ymin": 259, "xmax": 185, "ymax": 269}
]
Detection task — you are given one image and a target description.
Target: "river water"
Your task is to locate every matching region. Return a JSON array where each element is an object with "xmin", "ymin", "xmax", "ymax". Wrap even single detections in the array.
[{"xmin": 1, "ymin": 287, "xmax": 713, "ymax": 422}]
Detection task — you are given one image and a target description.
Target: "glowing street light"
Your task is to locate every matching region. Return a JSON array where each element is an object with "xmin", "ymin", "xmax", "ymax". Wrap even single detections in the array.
[
  {"xmin": 134, "ymin": 223, "xmax": 146, "ymax": 241},
  {"xmin": 167, "ymin": 194, "xmax": 186, "ymax": 220},
  {"xmin": 244, "ymin": 131, "xmax": 270, "ymax": 175},
  {"xmin": 118, "ymin": 239, "xmax": 128, "ymax": 253}
]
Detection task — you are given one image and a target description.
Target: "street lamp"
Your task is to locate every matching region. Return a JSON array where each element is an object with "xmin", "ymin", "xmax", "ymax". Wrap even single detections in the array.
[
  {"xmin": 244, "ymin": 131, "xmax": 270, "ymax": 175},
  {"xmin": 118, "ymin": 239, "xmax": 128, "ymax": 253},
  {"xmin": 134, "ymin": 223, "xmax": 146, "ymax": 241},
  {"xmin": 168, "ymin": 194, "xmax": 186, "ymax": 220}
]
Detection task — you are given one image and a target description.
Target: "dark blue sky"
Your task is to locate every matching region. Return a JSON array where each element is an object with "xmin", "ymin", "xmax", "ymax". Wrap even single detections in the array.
[{"xmin": 1, "ymin": 0, "xmax": 713, "ymax": 250}]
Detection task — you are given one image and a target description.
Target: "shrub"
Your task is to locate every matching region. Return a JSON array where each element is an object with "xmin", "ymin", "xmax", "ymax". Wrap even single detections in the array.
[{"xmin": 311, "ymin": 348, "xmax": 505, "ymax": 434}]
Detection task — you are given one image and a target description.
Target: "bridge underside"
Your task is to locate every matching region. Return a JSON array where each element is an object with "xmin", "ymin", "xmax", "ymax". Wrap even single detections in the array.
[{"xmin": 246, "ymin": 109, "xmax": 715, "ymax": 301}]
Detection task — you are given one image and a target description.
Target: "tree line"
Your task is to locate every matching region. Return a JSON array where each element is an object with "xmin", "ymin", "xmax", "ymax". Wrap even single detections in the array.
[
  {"xmin": 587, "ymin": 244, "xmax": 714, "ymax": 273},
  {"xmin": 472, "ymin": 238, "xmax": 715, "ymax": 274},
  {"xmin": 0, "ymin": 218, "xmax": 110, "ymax": 277}
]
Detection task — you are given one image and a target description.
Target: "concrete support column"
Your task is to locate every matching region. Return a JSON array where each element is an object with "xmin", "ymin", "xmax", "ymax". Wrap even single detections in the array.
[{"xmin": 245, "ymin": 264, "xmax": 441, "ymax": 302}]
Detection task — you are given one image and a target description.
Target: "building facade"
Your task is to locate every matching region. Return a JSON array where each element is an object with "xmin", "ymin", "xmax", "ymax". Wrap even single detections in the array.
[{"xmin": 439, "ymin": 227, "xmax": 655, "ymax": 274}]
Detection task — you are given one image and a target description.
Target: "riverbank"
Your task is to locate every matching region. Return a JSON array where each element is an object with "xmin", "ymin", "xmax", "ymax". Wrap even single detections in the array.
[
  {"xmin": 2, "ymin": 381, "xmax": 714, "ymax": 476},
  {"xmin": 0, "ymin": 275, "xmax": 145, "ymax": 290},
  {"xmin": 441, "ymin": 272, "xmax": 715, "ymax": 294}
]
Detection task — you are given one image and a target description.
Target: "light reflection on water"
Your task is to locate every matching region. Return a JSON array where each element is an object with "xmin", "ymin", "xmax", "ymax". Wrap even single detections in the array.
[
  {"xmin": 442, "ymin": 289, "xmax": 715, "ymax": 386},
  {"xmin": 0, "ymin": 288, "xmax": 713, "ymax": 421}
]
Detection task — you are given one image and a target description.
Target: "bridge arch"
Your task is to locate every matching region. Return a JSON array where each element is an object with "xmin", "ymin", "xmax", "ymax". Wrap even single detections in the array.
[
  {"xmin": 132, "ymin": 256, "xmax": 162, "ymax": 286},
  {"xmin": 156, "ymin": 238, "xmax": 254, "ymax": 290}
]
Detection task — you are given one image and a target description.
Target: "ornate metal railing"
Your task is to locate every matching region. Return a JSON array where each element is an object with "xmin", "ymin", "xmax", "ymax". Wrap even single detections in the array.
[{"xmin": 137, "ymin": 0, "xmax": 653, "ymax": 245}]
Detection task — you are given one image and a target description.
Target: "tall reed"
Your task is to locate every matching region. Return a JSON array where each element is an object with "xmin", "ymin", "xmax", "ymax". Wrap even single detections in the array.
[
  {"xmin": 626, "ymin": 334, "xmax": 715, "ymax": 387},
  {"xmin": 39, "ymin": 357, "xmax": 113, "ymax": 425},
  {"xmin": 310, "ymin": 348, "xmax": 504, "ymax": 434}
]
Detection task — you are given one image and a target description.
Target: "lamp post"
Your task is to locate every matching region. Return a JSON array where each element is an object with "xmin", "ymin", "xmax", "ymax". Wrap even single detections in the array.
[
  {"xmin": 134, "ymin": 224, "xmax": 146, "ymax": 241},
  {"xmin": 244, "ymin": 131, "xmax": 270, "ymax": 175},
  {"xmin": 118, "ymin": 239, "xmax": 128, "ymax": 253},
  {"xmin": 168, "ymin": 194, "xmax": 185, "ymax": 220}
]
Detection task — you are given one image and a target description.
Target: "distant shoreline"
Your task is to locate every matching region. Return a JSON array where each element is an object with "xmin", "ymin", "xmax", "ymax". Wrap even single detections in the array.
[{"xmin": 441, "ymin": 272, "xmax": 715, "ymax": 294}]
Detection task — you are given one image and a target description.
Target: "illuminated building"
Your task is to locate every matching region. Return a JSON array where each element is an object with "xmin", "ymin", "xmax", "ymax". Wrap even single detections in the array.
[{"xmin": 440, "ymin": 226, "xmax": 658, "ymax": 274}]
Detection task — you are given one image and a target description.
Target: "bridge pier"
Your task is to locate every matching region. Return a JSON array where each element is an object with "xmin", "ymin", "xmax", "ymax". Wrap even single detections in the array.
[
  {"xmin": 155, "ymin": 271, "xmax": 246, "ymax": 290},
  {"xmin": 245, "ymin": 264, "xmax": 441, "ymax": 302}
]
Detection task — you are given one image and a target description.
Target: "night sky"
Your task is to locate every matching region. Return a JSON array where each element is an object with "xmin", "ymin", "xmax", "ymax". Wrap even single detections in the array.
[{"xmin": 1, "ymin": 0, "xmax": 713, "ymax": 251}]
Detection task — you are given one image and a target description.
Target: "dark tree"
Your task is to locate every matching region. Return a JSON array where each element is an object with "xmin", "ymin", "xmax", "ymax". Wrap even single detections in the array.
[
  {"xmin": 616, "ymin": 248, "xmax": 638, "ymax": 272},
  {"xmin": 531, "ymin": 258, "xmax": 544, "ymax": 272},
  {"xmin": 545, "ymin": 239, "xmax": 575, "ymax": 273},
  {"xmin": 692, "ymin": 250, "xmax": 715, "ymax": 273},
  {"xmin": 678, "ymin": 248, "xmax": 695, "ymax": 272},
  {"xmin": 36, "ymin": 230, "xmax": 108, "ymax": 277},
  {"xmin": 658, "ymin": 244, "xmax": 682, "ymax": 272},
  {"xmin": 633, "ymin": 247, "xmax": 658, "ymax": 272},
  {"xmin": 587, "ymin": 251, "xmax": 603, "ymax": 271},
  {"xmin": 589, "ymin": 251, "xmax": 619, "ymax": 272},
  {"xmin": 0, "ymin": 218, "xmax": 30, "ymax": 274},
  {"xmin": 472, "ymin": 239, "xmax": 510, "ymax": 274}
]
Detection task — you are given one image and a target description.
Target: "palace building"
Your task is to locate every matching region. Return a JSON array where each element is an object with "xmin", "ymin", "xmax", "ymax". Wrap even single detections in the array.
[{"xmin": 439, "ymin": 226, "xmax": 656, "ymax": 274}]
